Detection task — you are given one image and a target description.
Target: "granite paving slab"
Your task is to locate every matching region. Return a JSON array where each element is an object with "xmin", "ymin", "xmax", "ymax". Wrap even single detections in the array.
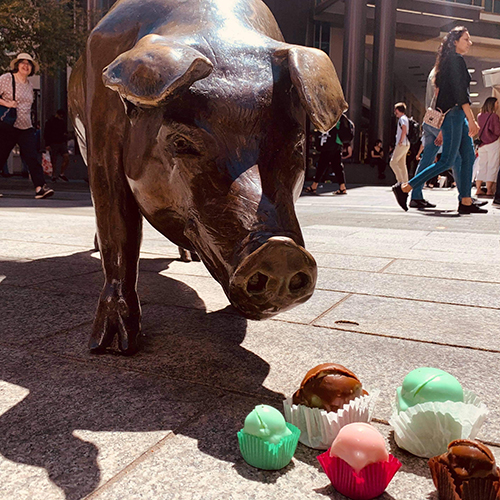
[
  {"xmin": 383, "ymin": 258, "xmax": 500, "ymax": 284},
  {"xmin": 84, "ymin": 393, "xmax": 500, "ymax": 500},
  {"xmin": 314, "ymin": 294, "xmax": 500, "ymax": 351},
  {"xmin": 313, "ymin": 252, "xmax": 393, "ymax": 272},
  {"xmin": 271, "ymin": 290, "xmax": 348, "ymax": 324},
  {"xmin": 0, "ymin": 285, "xmax": 97, "ymax": 345},
  {"xmin": 236, "ymin": 321, "xmax": 500, "ymax": 445},
  {"xmin": 316, "ymin": 268, "xmax": 500, "ymax": 309},
  {"xmin": 0, "ymin": 240, "xmax": 89, "ymax": 260},
  {"xmin": 0, "ymin": 346, "xmax": 222, "ymax": 500},
  {"xmin": 34, "ymin": 305, "xmax": 500, "ymax": 444},
  {"xmin": 84, "ymin": 396, "xmax": 400, "ymax": 500},
  {"xmin": 0, "ymin": 250, "xmax": 101, "ymax": 287}
]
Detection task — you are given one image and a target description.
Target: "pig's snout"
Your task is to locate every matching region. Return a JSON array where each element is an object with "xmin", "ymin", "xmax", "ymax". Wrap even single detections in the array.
[{"xmin": 228, "ymin": 236, "xmax": 317, "ymax": 319}]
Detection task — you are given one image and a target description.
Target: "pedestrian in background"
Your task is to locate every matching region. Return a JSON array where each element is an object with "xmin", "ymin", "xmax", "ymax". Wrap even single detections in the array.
[
  {"xmin": 475, "ymin": 97, "xmax": 500, "ymax": 198},
  {"xmin": 389, "ymin": 102, "xmax": 410, "ymax": 183},
  {"xmin": 45, "ymin": 109, "xmax": 70, "ymax": 182},
  {"xmin": 304, "ymin": 120, "xmax": 343, "ymax": 195},
  {"xmin": 392, "ymin": 26, "xmax": 484, "ymax": 214},
  {"xmin": 0, "ymin": 53, "xmax": 54, "ymax": 199},
  {"xmin": 370, "ymin": 139, "xmax": 386, "ymax": 179}
]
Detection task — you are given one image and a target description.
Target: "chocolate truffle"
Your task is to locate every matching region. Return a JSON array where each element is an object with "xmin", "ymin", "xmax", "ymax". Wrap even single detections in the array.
[
  {"xmin": 292, "ymin": 363, "xmax": 367, "ymax": 413},
  {"xmin": 433, "ymin": 440, "xmax": 499, "ymax": 492}
]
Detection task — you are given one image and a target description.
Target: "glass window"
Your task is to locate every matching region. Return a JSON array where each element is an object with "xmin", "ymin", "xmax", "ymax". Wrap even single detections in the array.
[
  {"xmin": 495, "ymin": 0, "xmax": 500, "ymax": 12},
  {"xmin": 485, "ymin": 0, "xmax": 493, "ymax": 11},
  {"xmin": 313, "ymin": 22, "xmax": 330, "ymax": 55}
]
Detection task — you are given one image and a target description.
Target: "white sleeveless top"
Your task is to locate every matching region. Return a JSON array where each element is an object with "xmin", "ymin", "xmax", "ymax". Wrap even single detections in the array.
[{"xmin": 0, "ymin": 73, "xmax": 34, "ymax": 130}]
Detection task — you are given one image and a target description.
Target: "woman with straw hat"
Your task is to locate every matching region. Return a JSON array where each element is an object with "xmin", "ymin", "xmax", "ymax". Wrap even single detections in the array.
[{"xmin": 0, "ymin": 53, "xmax": 54, "ymax": 198}]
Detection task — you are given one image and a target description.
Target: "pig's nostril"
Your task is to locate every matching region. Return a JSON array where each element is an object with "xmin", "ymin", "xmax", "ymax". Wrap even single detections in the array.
[
  {"xmin": 289, "ymin": 272, "xmax": 310, "ymax": 292},
  {"xmin": 246, "ymin": 272, "xmax": 269, "ymax": 294}
]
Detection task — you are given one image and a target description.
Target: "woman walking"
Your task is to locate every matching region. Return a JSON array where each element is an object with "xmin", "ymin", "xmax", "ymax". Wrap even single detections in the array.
[
  {"xmin": 475, "ymin": 97, "xmax": 500, "ymax": 197},
  {"xmin": 0, "ymin": 53, "xmax": 54, "ymax": 199},
  {"xmin": 392, "ymin": 26, "xmax": 485, "ymax": 214}
]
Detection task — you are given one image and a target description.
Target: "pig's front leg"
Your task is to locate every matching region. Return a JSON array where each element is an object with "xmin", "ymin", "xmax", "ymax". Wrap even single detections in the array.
[{"xmin": 90, "ymin": 168, "xmax": 143, "ymax": 355}]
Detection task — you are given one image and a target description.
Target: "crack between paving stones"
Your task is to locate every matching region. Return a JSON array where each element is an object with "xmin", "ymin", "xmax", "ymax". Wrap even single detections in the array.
[
  {"xmin": 307, "ymin": 293, "xmax": 354, "ymax": 325},
  {"xmin": 82, "ymin": 400, "xmax": 223, "ymax": 500},
  {"xmin": 43, "ymin": 351, "xmax": 284, "ymax": 405},
  {"xmin": 305, "ymin": 323, "xmax": 500, "ymax": 354},
  {"xmin": 377, "ymin": 258, "xmax": 397, "ymax": 273},
  {"xmin": 317, "ymin": 265, "xmax": 500, "ymax": 286}
]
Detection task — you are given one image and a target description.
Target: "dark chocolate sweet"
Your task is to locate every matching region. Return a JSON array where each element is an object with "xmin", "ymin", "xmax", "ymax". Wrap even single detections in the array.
[
  {"xmin": 292, "ymin": 363, "xmax": 368, "ymax": 413},
  {"xmin": 429, "ymin": 439, "xmax": 500, "ymax": 499},
  {"xmin": 439, "ymin": 440, "xmax": 498, "ymax": 488}
]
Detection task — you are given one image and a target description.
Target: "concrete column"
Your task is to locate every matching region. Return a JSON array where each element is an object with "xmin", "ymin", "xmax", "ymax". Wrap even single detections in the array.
[
  {"xmin": 370, "ymin": 0, "xmax": 397, "ymax": 153},
  {"xmin": 342, "ymin": 0, "xmax": 367, "ymax": 161}
]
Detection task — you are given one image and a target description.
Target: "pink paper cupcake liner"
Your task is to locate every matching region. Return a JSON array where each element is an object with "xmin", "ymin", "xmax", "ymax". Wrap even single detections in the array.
[{"xmin": 317, "ymin": 451, "xmax": 402, "ymax": 500}]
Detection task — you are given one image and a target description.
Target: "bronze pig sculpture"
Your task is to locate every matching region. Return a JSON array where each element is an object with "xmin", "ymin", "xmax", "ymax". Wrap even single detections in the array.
[{"xmin": 69, "ymin": 0, "xmax": 347, "ymax": 354}]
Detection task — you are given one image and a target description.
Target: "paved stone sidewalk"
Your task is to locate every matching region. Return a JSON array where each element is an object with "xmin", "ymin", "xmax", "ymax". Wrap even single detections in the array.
[{"xmin": 1, "ymin": 180, "xmax": 499, "ymax": 500}]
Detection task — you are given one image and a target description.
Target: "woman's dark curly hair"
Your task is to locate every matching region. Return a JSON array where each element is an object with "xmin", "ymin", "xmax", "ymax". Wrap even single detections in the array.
[{"xmin": 434, "ymin": 26, "xmax": 468, "ymax": 86}]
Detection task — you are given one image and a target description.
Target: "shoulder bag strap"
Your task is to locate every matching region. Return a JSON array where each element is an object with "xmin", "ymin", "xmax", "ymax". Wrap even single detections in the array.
[{"xmin": 11, "ymin": 73, "xmax": 16, "ymax": 101}]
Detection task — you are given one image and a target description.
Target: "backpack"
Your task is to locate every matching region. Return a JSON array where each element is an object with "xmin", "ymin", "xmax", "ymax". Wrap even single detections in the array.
[
  {"xmin": 338, "ymin": 114, "xmax": 355, "ymax": 144},
  {"xmin": 406, "ymin": 117, "xmax": 421, "ymax": 145}
]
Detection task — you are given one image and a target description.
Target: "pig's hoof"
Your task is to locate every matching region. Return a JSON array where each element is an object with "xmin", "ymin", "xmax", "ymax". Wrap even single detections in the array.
[{"xmin": 89, "ymin": 290, "xmax": 141, "ymax": 355}]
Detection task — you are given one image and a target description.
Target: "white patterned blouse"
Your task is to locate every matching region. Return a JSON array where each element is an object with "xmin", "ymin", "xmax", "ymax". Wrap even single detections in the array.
[{"xmin": 0, "ymin": 72, "xmax": 34, "ymax": 130}]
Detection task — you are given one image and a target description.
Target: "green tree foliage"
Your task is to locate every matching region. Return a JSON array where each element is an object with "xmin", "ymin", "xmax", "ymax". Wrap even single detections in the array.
[{"xmin": 0, "ymin": 0, "xmax": 88, "ymax": 74}]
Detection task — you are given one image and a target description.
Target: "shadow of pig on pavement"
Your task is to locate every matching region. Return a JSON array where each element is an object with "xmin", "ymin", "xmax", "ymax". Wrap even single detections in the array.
[{"xmin": 0, "ymin": 251, "xmax": 284, "ymax": 499}]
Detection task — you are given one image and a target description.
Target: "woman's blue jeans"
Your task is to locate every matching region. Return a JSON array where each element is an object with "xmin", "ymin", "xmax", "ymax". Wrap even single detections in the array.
[{"xmin": 409, "ymin": 107, "xmax": 474, "ymax": 200}]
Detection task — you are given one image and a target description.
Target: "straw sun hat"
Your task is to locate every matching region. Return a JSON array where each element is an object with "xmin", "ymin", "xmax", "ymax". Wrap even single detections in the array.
[{"xmin": 10, "ymin": 53, "xmax": 39, "ymax": 74}]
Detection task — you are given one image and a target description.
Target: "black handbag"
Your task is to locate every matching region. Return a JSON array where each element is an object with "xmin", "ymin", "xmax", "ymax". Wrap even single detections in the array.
[{"xmin": 0, "ymin": 73, "xmax": 17, "ymax": 127}]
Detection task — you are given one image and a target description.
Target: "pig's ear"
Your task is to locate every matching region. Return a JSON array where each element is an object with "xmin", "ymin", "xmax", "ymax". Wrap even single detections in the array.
[
  {"xmin": 103, "ymin": 34, "xmax": 213, "ymax": 106},
  {"xmin": 274, "ymin": 46, "xmax": 348, "ymax": 132}
]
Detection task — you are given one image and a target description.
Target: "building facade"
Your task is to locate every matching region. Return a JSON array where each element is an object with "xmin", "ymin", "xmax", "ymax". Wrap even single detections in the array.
[{"xmin": 81, "ymin": 0, "xmax": 500, "ymax": 162}]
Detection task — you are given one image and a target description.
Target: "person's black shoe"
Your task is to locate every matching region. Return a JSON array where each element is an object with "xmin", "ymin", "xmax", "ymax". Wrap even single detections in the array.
[
  {"xmin": 492, "ymin": 199, "xmax": 500, "ymax": 207},
  {"xmin": 471, "ymin": 197, "xmax": 488, "ymax": 207},
  {"xmin": 409, "ymin": 199, "xmax": 436, "ymax": 209},
  {"xmin": 392, "ymin": 182, "xmax": 409, "ymax": 211},
  {"xmin": 458, "ymin": 202, "xmax": 488, "ymax": 214},
  {"xmin": 35, "ymin": 184, "xmax": 54, "ymax": 199},
  {"xmin": 59, "ymin": 174, "xmax": 69, "ymax": 182}
]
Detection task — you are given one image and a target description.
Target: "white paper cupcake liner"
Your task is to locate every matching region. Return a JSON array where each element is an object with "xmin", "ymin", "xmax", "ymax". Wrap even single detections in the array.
[
  {"xmin": 283, "ymin": 389, "xmax": 380, "ymax": 450},
  {"xmin": 389, "ymin": 389, "xmax": 488, "ymax": 458}
]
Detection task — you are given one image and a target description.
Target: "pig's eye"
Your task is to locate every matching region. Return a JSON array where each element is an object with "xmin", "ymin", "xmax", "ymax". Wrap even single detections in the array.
[{"xmin": 172, "ymin": 136, "xmax": 200, "ymax": 157}]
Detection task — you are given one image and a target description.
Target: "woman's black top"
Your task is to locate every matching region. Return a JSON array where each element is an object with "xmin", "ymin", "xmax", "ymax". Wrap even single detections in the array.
[{"xmin": 435, "ymin": 52, "xmax": 471, "ymax": 113}]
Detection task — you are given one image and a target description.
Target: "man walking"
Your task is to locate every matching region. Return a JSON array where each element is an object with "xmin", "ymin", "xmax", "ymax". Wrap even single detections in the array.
[{"xmin": 390, "ymin": 102, "xmax": 410, "ymax": 183}]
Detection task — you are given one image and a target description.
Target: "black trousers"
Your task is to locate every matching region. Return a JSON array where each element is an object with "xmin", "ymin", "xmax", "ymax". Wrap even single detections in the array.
[
  {"xmin": 0, "ymin": 126, "xmax": 45, "ymax": 188},
  {"xmin": 314, "ymin": 148, "xmax": 344, "ymax": 185},
  {"xmin": 372, "ymin": 158, "xmax": 386, "ymax": 177}
]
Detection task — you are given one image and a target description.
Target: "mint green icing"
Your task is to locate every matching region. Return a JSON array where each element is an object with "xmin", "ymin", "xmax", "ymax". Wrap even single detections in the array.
[
  {"xmin": 243, "ymin": 405, "xmax": 292, "ymax": 444},
  {"xmin": 397, "ymin": 367, "xmax": 464, "ymax": 412}
]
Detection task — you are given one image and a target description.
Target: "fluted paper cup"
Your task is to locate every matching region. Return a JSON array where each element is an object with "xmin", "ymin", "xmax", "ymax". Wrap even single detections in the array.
[
  {"xmin": 237, "ymin": 422, "xmax": 300, "ymax": 470},
  {"xmin": 389, "ymin": 389, "xmax": 488, "ymax": 458},
  {"xmin": 428, "ymin": 457, "xmax": 500, "ymax": 500},
  {"xmin": 317, "ymin": 452, "xmax": 402, "ymax": 500},
  {"xmin": 283, "ymin": 389, "xmax": 379, "ymax": 450}
]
